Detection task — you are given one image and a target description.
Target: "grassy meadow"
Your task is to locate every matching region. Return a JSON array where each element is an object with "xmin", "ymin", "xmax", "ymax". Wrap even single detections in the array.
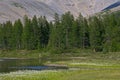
[
  {"xmin": 0, "ymin": 50, "xmax": 120, "ymax": 80},
  {"xmin": 0, "ymin": 69, "xmax": 120, "ymax": 80}
]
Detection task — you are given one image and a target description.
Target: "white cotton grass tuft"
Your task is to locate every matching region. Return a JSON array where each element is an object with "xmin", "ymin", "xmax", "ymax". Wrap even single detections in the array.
[
  {"xmin": 0, "ymin": 70, "xmax": 58, "ymax": 77},
  {"xmin": 69, "ymin": 62, "xmax": 111, "ymax": 66}
]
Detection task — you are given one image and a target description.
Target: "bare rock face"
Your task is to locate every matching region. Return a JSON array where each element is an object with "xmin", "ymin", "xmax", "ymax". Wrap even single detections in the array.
[{"xmin": 0, "ymin": 0, "xmax": 119, "ymax": 23}]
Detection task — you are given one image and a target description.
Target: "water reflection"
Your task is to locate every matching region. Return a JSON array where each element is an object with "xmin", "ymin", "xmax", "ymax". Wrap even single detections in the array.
[
  {"xmin": 0, "ymin": 58, "xmax": 68, "ymax": 73},
  {"xmin": 0, "ymin": 58, "xmax": 44, "ymax": 73}
]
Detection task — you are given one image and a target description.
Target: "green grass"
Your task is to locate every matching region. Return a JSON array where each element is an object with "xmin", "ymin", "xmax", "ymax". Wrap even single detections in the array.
[
  {"xmin": 0, "ymin": 57, "xmax": 120, "ymax": 80},
  {"xmin": 0, "ymin": 50, "xmax": 120, "ymax": 80},
  {"xmin": 0, "ymin": 50, "xmax": 43, "ymax": 58},
  {"xmin": 0, "ymin": 69, "xmax": 120, "ymax": 80}
]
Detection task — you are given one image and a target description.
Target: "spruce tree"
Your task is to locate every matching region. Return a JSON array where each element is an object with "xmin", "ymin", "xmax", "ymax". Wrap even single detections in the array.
[
  {"xmin": 61, "ymin": 12, "xmax": 74, "ymax": 49},
  {"xmin": 31, "ymin": 15, "xmax": 39, "ymax": 49},
  {"xmin": 0, "ymin": 24, "xmax": 3, "ymax": 49},
  {"xmin": 37, "ymin": 16, "xmax": 50, "ymax": 49},
  {"xmin": 75, "ymin": 14, "xmax": 90, "ymax": 48},
  {"xmin": 89, "ymin": 16, "xmax": 104, "ymax": 52},
  {"xmin": 2, "ymin": 21, "xmax": 13, "ymax": 49},
  {"xmin": 22, "ymin": 15, "xmax": 33, "ymax": 50},
  {"xmin": 13, "ymin": 19, "xmax": 23, "ymax": 49}
]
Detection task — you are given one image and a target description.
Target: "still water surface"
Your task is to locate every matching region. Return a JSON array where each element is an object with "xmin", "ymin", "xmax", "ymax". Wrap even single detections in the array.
[{"xmin": 0, "ymin": 58, "xmax": 68, "ymax": 73}]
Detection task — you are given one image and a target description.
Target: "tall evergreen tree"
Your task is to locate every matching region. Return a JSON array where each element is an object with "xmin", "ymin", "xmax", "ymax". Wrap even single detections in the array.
[
  {"xmin": 89, "ymin": 16, "xmax": 104, "ymax": 52},
  {"xmin": 22, "ymin": 15, "xmax": 33, "ymax": 50},
  {"xmin": 13, "ymin": 19, "xmax": 23, "ymax": 49},
  {"xmin": 31, "ymin": 15, "xmax": 39, "ymax": 49},
  {"xmin": 103, "ymin": 13, "xmax": 120, "ymax": 52},
  {"xmin": 74, "ymin": 14, "xmax": 90, "ymax": 48},
  {"xmin": 48, "ymin": 13, "xmax": 64, "ymax": 51},
  {"xmin": 41, "ymin": 16, "xmax": 50, "ymax": 48},
  {"xmin": 0, "ymin": 24, "xmax": 3, "ymax": 49},
  {"xmin": 37, "ymin": 16, "xmax": 50, "ymax": 49},
  {"xmin": 2, "ymin": 21, "xmax": 13, "ymax": 49},
  {"xmin": 61, "ymin": 12, "xmax": 74, "ymax": 49}
]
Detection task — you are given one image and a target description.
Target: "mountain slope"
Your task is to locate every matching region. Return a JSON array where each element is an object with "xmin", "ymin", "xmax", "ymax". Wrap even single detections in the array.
[
  {"xmin": 0, "ymin": 0, "xmax": 119, "ymax": 23},
  {"xmin": 103, "ymin": 1, "xmax": 120, "ymax": 11}
]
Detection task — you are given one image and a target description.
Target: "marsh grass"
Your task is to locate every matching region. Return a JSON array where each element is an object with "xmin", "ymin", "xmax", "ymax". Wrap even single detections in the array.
[
  {"xmin": 0, "ymin": 69, "xmax": 120, "ymax": 80},
  {"xmin": 1, "ymin": 58, "xmax": 120, "ymax": 80},
  {"xmin": 0, "ymin": 50, "xmax": 42, "ymax": 58},
  {"xmin": 0, "ymin": 50, "xmax": 120, "ymax": 80}
]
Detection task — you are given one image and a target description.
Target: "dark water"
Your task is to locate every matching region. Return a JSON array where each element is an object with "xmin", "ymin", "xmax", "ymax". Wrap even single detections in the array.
[{"xmin": 0, "ymin": 58, "xmax": 68, "ymax": 73}]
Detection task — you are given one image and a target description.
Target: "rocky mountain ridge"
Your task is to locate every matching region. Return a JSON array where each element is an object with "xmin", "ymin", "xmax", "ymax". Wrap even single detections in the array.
[{"xmin": 0, "ymin": 0, "xmax": 119, "ymax": 22}]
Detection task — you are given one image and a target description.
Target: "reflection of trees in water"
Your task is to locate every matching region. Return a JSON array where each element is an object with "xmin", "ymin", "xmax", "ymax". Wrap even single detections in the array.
[
  {"xmin": 0, "ymin": 59, "xmax": 43, "ymax": 73},
  {"xmin": 0, "ymin": 58, "xmax": 68, "ymax": 73}
]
